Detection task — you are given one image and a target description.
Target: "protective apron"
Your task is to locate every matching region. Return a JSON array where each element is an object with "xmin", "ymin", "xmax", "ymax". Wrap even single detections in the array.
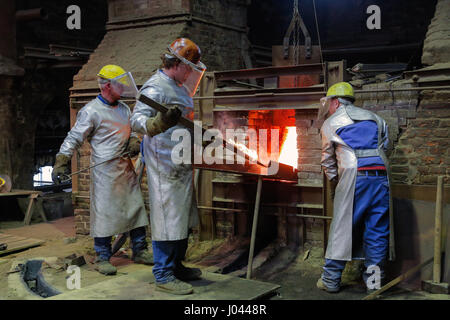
[
  {"xmin": 321, "ymin": 104, "xmax": 395, "ymax": 261},
  {"xmin": 58, "ymin": 97, "xmax": 149, "ymax": 237},
  {"xmin": 131, "ymin": 70, "xmax": 199, "ymax": 241}
]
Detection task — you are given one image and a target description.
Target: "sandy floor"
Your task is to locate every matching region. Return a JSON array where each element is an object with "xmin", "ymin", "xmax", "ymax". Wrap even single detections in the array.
[{"xmin": 0, "ymin": 217, "xmax": 448, "ymax": 300}]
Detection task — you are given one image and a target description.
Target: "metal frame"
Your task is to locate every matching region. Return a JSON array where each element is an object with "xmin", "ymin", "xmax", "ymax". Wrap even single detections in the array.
[{"xmin": 195, "ymin": 61, "xmax": 347, "ymax": 277}]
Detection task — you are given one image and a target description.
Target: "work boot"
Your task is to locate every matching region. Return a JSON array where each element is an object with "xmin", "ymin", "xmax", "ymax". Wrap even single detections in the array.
[
  {"xmin": 94, "ymin": 258, "xmax": 117, "ymax": 275},
  {"xmin": 132, "ymin": 250, "xmax": 154, "ymax": 265},
  {"xmin": 316, "ymin": 278, "xmax": 340, "ymax": 293},
  {"xmin": 155, "ymin": 278, "xmax": 193, "ymax": 295},
  {"xmin": 174, "ymin": 265, "xmax": 202, "ymax": 281}
]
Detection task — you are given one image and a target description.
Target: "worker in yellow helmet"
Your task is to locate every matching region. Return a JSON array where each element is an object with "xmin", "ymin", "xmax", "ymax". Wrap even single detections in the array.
[
  {"xmin": 316, "ymin": 82, "xmax": 395, "ymax": 294},
  {"xmin": 52, "ymin": 64, "xmax": 180, "ymax": 276}
]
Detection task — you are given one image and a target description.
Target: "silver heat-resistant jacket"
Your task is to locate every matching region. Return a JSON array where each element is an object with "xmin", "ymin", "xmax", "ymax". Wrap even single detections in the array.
[
  {"xmin": 58, "ymin": 97, "xmax": 149, "ymax": 237},
  {"xmin": 321, "ymin": 104, "xmax": 395, "ymax": 261},
  {"xmin": 131, "ymin": 70, "xmax": 199, "ymax": 241}
]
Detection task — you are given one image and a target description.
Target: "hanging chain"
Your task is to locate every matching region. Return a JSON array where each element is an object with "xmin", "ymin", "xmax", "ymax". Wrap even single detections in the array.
[{"xmin": 293, "ymin": 0, "xmax": 300, "ymax": 66}]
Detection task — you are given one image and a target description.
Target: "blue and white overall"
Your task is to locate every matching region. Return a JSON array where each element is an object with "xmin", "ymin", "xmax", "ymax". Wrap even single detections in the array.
[{"xmin": 320, "ymin": 103, "xmax": 395, "ymax": 290}]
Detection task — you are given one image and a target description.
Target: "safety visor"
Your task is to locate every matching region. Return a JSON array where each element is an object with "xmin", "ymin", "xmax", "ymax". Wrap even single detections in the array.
[
  {"xmin": 167, "ymin": 48, "xmax": 207, "ymax": 97},
  {"xmin": 109, "ymin": 72, "xmax": 139, "ymax": 98},
  {"xmin": 317, "ymin": 96, "xmax": 333, "ymax": 121},
  {"xmin": 182, "ymin": 61, "xmax": 206, "ymax": 97}
]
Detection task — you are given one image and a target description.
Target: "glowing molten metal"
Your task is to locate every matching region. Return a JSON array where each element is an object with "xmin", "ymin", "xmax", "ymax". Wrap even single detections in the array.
[{"xmin": 278, "ymin": 126, "xmax": 298, "ymax": 169}]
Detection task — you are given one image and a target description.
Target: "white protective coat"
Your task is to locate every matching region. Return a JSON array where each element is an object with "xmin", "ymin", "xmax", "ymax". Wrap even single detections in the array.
[
  {"xmin": 321, "ymin": 104, "xmax": 395, "ymax": 261},
  {"xmin": 131, "ymin": 70, "xmax": 199, "ymax": 241},
  {"xmin": 58, "ymin": 97, "xmax": 149, "ymax": 237}
]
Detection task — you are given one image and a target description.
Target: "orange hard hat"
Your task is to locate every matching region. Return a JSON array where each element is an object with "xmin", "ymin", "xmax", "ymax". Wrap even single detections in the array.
[{"xmin": 168, "ymin": 38, "xmax": 201, "ymax": 65}]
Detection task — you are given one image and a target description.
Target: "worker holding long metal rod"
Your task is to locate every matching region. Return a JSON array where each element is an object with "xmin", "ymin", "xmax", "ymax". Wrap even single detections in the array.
[
  {"xmin": 316, "ymin": 82, "xmax": 395, "ymax": 294},
  {"xmin": 52, "ymin": 65, "xmax": 175, "ymax": 275},
  {"xmin": 131, "ymin": 38, "xmax": 205, "ymax": 295}
]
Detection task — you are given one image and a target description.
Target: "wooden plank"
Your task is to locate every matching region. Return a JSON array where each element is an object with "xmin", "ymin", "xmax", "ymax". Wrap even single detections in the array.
[
  {"xmin": 48, "ymin": 269, "xmax": 280, "ymax": 300},
  {"xmin": 0, "ymin": 240, "xmax": 45, "ymax": 255},
  {"xmin": 0, "ymin": 233, "xmax": 18, "ymax": 240},
  {"xmin": 296, "ymin": 203, "xmax": 323, "ymax": 209},
  {"xmin": 1, "ymin": 238, "xmax": 43, "ymax": 248},
  {"xmin": 0, "ymin": 235, "xmax": 33, "ymax": 245},
  {"xmin": 0, "ymin": 233, "xmax": 45, "ymax": 256},
  {"xmin": 0, "ymin": 190, "xmax": 42, "ymax": 197}
]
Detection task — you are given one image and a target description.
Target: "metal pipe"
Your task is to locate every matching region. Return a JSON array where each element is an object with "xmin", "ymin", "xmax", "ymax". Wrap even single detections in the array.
[
  {"xmin": 322, "ymin": 42, "xmax": 422, "ymax": 55},
  {"xmin": 247, "ymin": 176, "xmax": 263, "ymax": 279},
  {"xmin": 193, "ymin": 85, "xmax": 450, "ymax": 101},
  {"xmin": 15, "ymin": 8, "xmax": 47, "ymax": 22}
]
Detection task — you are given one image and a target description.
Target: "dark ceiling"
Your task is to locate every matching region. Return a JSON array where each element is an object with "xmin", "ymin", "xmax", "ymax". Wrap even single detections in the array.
[{"xmin": 248, "ymin": 0, "xmax": 438, "ymax": 68}]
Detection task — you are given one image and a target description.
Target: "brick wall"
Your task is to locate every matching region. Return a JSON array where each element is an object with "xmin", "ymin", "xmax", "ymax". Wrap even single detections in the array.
[
  {"xmin": 389, "ymin": 98, "xmax": 450, "ymax": 185},
  {"xmin": 295, "ymin": 110, "xmax": 323, "ymax": 185},
  {"xmin": 108, "ymin": 0, "xmax": 190, "ymax": 22}
]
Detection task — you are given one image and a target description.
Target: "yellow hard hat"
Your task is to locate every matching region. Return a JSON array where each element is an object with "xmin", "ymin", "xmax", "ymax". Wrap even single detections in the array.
[
  {"xmin": 0, "ymin": 177, "xmax": 4, "ymax": 188},
  {"xmin": 97, "ymin": 65, "xmax": 127, "ymax": 81},
  {"xmin": 326, "ymin": 82, "xmax": 355, "ymax": 101}
]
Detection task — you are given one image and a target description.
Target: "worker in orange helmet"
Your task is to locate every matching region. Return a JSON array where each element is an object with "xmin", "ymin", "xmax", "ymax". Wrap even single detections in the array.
[{"xmin": 131, "ymin": 38, "xmax": 206, "ymax": 295}]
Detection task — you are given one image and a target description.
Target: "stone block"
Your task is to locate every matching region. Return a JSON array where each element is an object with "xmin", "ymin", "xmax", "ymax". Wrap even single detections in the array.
[{"xmin": 421, "ymin": 280, "xmax": 449, "ymax": 294}]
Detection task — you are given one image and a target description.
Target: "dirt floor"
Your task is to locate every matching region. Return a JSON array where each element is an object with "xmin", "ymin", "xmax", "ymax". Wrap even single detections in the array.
[{"xmin": 0, "ymin": 217, "xmax": 448, "ymax": 300}]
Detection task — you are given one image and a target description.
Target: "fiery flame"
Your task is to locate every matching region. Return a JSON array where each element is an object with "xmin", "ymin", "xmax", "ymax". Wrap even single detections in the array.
[
  {"xmin": 278, "ymin": 127, "xmax": 298, "ymax": 169},
  {"xmin": 226, "ymin": 138, "xmax": 259, "ymax": 162}
]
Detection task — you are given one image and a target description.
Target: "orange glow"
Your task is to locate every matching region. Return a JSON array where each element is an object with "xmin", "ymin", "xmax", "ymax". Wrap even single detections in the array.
[
  {"xmin": 278, "ymin": 127, "xmax": 298, "ymax": 169},
  {"xmin": 226, "ymin": 138, "xmax": 258, "ymax": 163}
]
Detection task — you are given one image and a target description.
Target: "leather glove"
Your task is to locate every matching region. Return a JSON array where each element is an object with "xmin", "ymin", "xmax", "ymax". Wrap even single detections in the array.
[
  {"xmin": 52, "ymin": 154, "xmax": 71, "ymax": 184},
  {"xmin": 126, "ymin": 136, "xmax": 141, "ymax": 157},
  {"xmin": 162, "ymin": 105, "xmax": 182, "ymax": 127},
  {"xmin": 145, "ymin": 105, "xmax": 182, "ymax": 137}
]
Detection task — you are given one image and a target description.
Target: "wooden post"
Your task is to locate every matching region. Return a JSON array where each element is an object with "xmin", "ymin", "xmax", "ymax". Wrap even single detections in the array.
[
  {"xmin": 23, "ymin": 193, "xmax": 39, "ymax": 225},
  {"xmin": 433, "ymin": 176, "xmax": 444, "ymax": 283},
  {"xmin": 247, "ymin": 176, "xmax": 263, "ymax": 279}
]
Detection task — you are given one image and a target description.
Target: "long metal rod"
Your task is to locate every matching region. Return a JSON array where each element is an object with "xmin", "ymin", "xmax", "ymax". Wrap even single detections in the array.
[
  {"xmin": 138, "ymin": 94, "xmax": 269, "ymax": 167},
  {"xmin": 247, "ymin": 176, "xmax": 263, "ymax": 279},
  {"xmin": 61, "ymin": 152, "xmax": 130, "ymax": 182},
  {"xmin": 193, "ymin": 85, "xmax": 450, "ymax": 101},
  {"xmin": 433, "ymin": 176, "xmax": 444, "ymax": 283}
]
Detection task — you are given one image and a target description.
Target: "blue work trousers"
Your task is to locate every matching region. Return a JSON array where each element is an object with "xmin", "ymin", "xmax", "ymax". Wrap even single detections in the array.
[
  {"xmin": 152, "ymin": 238, "xmax": 188, "ymax": 284},
  {"xmin": 322, "ymin": 174, "xmax": 390, "ymax": 289},
  {"xmin": 94, "ymin": 226, "xmax": 148, "ymax": 261}
]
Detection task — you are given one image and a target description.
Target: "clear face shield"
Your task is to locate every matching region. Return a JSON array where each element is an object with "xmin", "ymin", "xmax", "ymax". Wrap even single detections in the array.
[
  {"xmin": 317, "ymin": 96, "xmax": 333, "ymax": 121},
  {"xmin": 182, "ymin": 61, "xmax": 206, "ymax": 97},
  {"xmin": 109, "ymin": 72, "xmax": 139, "ymax": 98},
  {"xmin": 167, "ymin": 46, "xmax": 207, "ymax": 97}
]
